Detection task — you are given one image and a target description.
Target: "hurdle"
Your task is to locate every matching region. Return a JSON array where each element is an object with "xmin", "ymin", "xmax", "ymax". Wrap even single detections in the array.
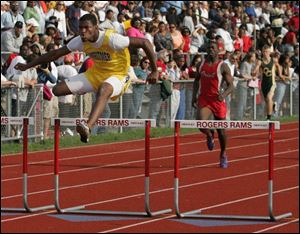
[
  {"xmin": 52, "ymin": 118, "xmax": 172, "ymax": 217},
  {"xmin": 1, "ymin": 117, "xmax": 55, "ymax": 213},
  {"xmin": 172, "ymin": 120, "xmax": 292, "ymax": 221}
]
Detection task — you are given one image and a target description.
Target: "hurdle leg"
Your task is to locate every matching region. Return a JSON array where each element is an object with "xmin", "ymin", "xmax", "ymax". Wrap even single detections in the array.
[
  {"xmin": 54, "ymin": 118, "xmax": 171, "ymax": 217},
  {"xmin": 1, "ymin": 118, "xmax": 54, "ymax": 213}
]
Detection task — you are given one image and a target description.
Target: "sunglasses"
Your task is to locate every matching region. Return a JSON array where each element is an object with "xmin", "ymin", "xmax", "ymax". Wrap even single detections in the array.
[{"xmin": 143, "ymin": 61, "xmax": 150, "ymax": 64}]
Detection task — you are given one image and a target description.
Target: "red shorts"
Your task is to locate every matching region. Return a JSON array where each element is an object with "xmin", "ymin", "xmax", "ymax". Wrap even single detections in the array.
[{"xmin": 198, "ymin": 97, "xmax": 227, "ymax": 119}]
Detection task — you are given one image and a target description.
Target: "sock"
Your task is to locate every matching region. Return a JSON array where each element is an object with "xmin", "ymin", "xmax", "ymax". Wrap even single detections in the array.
[{"xmin": 267, "ymin": 115, "xmax": 271, "ymax": 120}]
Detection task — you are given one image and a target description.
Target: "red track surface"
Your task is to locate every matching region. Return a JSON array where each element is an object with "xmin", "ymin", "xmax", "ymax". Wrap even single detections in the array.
[{"xmin": 1, "ymin": 122, "xmax": 299, "ymax": 233}]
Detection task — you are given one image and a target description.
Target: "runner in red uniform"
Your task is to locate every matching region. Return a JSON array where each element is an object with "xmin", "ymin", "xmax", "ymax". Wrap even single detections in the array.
[{"xmin": 192, "ymin": 41, "xmax": 234, "ymax": 168}]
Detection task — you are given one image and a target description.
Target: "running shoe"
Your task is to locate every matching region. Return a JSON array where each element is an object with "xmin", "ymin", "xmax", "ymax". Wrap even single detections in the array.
[
  {"xmin": 220, "ymin": 154, "xmax": 228, "ymax": 168},
  {"xmin": 76, "ymin": 123, "xmax": 90, "ymax": 143},
  {"xmin": 206, "ymin": 134, "xmax": 215, "ymax": 151}
]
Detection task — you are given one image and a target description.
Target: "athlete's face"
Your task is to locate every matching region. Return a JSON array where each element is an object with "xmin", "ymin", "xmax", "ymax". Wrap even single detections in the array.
[
  {"xmin": 207, "ymin": 43, "xmax": 219, "ymax": 58},
  {"xmin": 79, "ymin": 20, "xmax": 98, "ymax": 42}
]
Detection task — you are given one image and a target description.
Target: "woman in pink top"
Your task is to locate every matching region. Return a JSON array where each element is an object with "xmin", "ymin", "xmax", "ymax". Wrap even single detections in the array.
[
  {"xmin": 126, "ymin": 17, "xmax": 145, "ymax": 38},
  {"xmin": 169, "ymin": 23, "xmax": 184, "ymax": 50}
]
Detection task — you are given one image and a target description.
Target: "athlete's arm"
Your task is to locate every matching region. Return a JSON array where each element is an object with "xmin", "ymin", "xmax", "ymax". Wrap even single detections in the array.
[
  {"xmin": 219, "ymin": 63, "xmax": 234, "ymax": 101},
  {"xmin": 15, "ymin": 46, "xmax": 71, "ymax": 71},
  {"xmin": 129, "ymin": 37, "xmax": 158, "ymax": 84}
]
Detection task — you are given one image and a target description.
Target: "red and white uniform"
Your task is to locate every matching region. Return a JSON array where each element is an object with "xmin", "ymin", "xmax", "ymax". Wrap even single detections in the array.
[{"xmin": 198, "ymin": 60, "xmax": 226, "ymax": 119}]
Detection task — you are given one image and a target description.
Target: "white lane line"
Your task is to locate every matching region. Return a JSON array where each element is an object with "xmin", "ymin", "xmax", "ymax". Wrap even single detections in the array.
[{"xmin": 252, "ymin": 218, "xmax": 299, "ymax": 233}]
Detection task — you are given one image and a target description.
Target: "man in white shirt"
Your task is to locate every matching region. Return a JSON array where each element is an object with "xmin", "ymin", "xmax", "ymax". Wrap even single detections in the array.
[{"xmin": 216, "ymin": 21, "xmax": 234, "ymax": 53}]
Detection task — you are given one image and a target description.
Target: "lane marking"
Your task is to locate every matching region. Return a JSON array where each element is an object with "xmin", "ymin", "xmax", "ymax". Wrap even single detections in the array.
[{"xmin": 253, "ymin": 218, "xmax": 299, "ymax": 233}]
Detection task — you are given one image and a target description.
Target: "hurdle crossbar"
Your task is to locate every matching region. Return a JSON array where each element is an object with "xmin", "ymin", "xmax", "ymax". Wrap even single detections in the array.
[
  {"xmin": 53, "ymin": 118, "xmax": 171, "ymax": 217},
  {"xmin": 173, "ymin": 120, "xmax": 292, "ymax": 221},
  {"xmin": 1, "ymin": 117, "xmax": 54, "ymax": 213}
]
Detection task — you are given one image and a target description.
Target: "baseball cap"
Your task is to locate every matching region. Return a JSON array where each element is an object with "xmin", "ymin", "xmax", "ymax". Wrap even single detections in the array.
[{"xmin": 15, "ymin": 21, "xmax": 23, "ymax": 28}]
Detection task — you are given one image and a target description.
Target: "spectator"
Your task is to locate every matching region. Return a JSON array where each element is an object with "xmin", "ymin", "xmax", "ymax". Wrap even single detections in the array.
[
  {"xmin": 167, "ymin": 59, "xmax": 181, "ymax": 119},
  {"xmin": 282, "ymin": 26, "xmax": 298, "ymax": 54},
  {"xmin": 174, "ymin": 52, "xmax": 189, "ymax": 120},
  {"xmin": 166, "ymin": 7, "xmax": 178, "ymax": 26},
  {"xmin": 39, "ymin": 43, "xmax": 59, "ymax": 139},
  {"xmin": 1, "ymin": 1, "xmax": 25, "ymax": 34},
  {"xmin": 66, "ymin": 1, "xmax": 83, "ymax": 36},
  {"xmin": 106, "ymin": 1, "xmax": 119, "ymax": 21},
  {"xmin": 169, "ymin": 23, "xmax": 184, "ymax": 51},
  {"xmin": 239, "ymin": 27, "xmax": 253, "ymax": 54},
  {"xmin": 46, "ymin": 1, "xmax": 67, "ymax": 39},
  {"xmin": 183, "ymin": 8, "xmax": 195, "ymax": 34},
  {"xmin": 181, "ymin": 27, "xmax": 191, "ymax": 54},
  {"xmin": 149, "ymin": 50, "xmax": 169, "ymax": 126},
  {"xmin": 1, "ymin": 21, "xmax": 24, "ymax": 65},
  {"xmin": 100, "ymin": 9, "xmax": 115, "ymax": 30},
  {"xmin": 145, "ymin": 25, "xmax": 158, "ymax": 52},
  {"xmin": 133, "ymin": 57, "xmax": 150, "ymax": 118},
  {"xmin": 112, "ymin": 13, "xmax": 126, "ymax": 35},
  {"xmin": 126, "ymin": 17, "xmax": 145, "ymax": 38},
  {"xmin": 1, "ymin": 1, "xmax": 9, "ymax": 16},
  {"xmin": 274, "ymin": 54, "xmax": 292, "ymax": 118},
  {"xmin": 216, "ymin": 20, "xmax": 234, "ymax": 52},
  {"xmin": 154, "ymin": 21, "xmax": 173, "ymax": 52},
  {"xmin": 186, "ymin": 54, "xmax": 202, "ymax": 120},
  {"xmin": 57, "ymin": 55, "xmax": 78, "ymax": 136},
  {"xmin": 23, "ymin": 1, "xmax": 41, "ymax": 33},
  {"xmin": 190, "ymin": 23, "xmax": 207, "ymax": 54}
]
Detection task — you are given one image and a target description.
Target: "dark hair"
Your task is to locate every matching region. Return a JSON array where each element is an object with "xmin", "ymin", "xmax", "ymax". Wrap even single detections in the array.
[
  {"xmin": 79, "ymin": 14, "xmax": 98, "ymax": 25},
  {"xmin": 140, "ymin": 57, "xmax": 149, "ymax": 67}
]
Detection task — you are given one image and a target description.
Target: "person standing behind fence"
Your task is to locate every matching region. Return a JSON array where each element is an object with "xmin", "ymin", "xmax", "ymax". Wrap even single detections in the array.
[
  {"xmin": 57, "ymin": 55, "xmax": 77, "ymax": 136},
  {"xmin": 192, "ymin": 41, "xmax": 234, "ymax": 168},
  {"xmin": 133, "ymin": 57, "xmax": 150, "ymax": 119},
  {"xmin": 273, "ymin": 54, "xmax": 292, "ymax": 118},
  {"xmin": 236, "ymin": 51, "xmax": 257, "ymax": 120}
]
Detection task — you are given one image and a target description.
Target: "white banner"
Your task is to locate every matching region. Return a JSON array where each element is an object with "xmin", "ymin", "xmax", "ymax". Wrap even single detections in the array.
[
  {"xmin": 171, "ymin": 120, "xmax": 280, "ymax": 130},
  {"xmin": 51, "ymin": 118, "xmax": 156, "ymax": 128},
  {"xmin": 1, "ymin": 117, "xmax": 34, "ymax": 125}
]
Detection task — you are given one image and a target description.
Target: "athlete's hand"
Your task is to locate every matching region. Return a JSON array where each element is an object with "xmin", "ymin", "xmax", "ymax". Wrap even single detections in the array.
[
  {"xmin": 147, "ymin": 70, "xmax": 159, "ymax": 84},
  {"xmin": 14, "ymin": 63, "xmax": 29, "ymax": 71}
]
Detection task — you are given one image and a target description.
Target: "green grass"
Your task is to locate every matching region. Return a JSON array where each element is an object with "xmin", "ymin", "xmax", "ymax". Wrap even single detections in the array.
[{"xmin": 1, "ymin": 116, "xmax": 298, "ymax": 155}]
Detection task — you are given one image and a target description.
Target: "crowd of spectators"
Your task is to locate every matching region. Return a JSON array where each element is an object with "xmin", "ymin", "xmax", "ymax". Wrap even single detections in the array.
[{"xmin": 1, "ymin": 1, "xmax": 299, "ymax": 136}]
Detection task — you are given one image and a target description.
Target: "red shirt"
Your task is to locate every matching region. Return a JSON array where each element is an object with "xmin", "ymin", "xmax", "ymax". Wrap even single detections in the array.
[
  {"xmin": 199, "ymin": 60, "xmax": 223, "ymax": 98},
  {"xmin": 242, "ymin": 35, "xmax": 252, "ymax": 53},
  {"xmin": 182, "ymin": 35, "xmax": 191, "ymax": 53},
  {"xmin": 288, "ymin": 15, "xmax": 299, "ymax": 31}
]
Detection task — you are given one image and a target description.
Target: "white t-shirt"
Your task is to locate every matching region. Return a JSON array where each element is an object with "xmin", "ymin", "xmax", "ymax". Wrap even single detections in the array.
[{"xmin": 66, "ymin": 30, "xmax": 130, "ymax": 52}]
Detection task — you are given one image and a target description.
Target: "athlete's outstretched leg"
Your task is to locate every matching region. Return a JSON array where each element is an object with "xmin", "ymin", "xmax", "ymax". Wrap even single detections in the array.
[{"xmin": 76, "ymin": 83, "xmax": 113, "ymax": 143}]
